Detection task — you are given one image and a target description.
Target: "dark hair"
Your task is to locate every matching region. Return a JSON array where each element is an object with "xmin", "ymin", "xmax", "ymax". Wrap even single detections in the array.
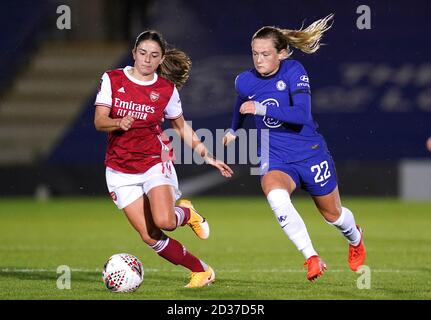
[
  {"xmin": 252, "ymin": 14, "xmax": 334, "ymax": 57},
  {"xmin": 253, "ymin": 27, "xmax": 288, "ymax": 52},
  {"xmin": 134, "ymin": 30, "xmax": 191, "ymax": 89},
  {"xmin": 134, "ymin": 30, "xmax": 167, "ymax": 54}
]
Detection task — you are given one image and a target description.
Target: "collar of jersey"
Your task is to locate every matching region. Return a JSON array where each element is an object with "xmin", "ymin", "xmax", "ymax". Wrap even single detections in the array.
[{"xmin": 123, "ymin": 66, "xmax": 158, "ymax": 86}]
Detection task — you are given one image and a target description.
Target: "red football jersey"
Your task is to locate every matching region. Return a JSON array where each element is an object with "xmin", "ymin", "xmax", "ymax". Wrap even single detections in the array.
[{"xmin": 95, "ymin": 66, "xmax": 183, "ymax": 174}]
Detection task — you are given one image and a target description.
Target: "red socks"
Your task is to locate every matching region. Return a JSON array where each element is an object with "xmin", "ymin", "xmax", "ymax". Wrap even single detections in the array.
[
  {"xmin": 174, "ymin": 206, "xmax": 191, "ymax": 227},
  {"xmin": 154, "ymin": 236, "xmax": 205, "ymax": 272}
]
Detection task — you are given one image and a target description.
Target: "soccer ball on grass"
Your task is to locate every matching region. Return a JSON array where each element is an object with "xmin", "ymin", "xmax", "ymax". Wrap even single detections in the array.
[{"xmin": 102, "ymin": 253, "xmax": 144, "ymax": 293}]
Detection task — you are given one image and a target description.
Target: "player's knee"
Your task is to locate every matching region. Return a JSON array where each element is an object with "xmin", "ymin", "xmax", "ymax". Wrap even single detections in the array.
[
  {"xmin": 139, "ymin": 229, "xmax": 162, "ymax": 245},
  {"xmin": 321, "ymin": 206, "xmax": 342, "ymax": 223},
  {"xmin": 153, "ymin": 215, "xmax": 176, "ymax": 231},
  {"xmin": 267, "ymin": 189, "xmax": 291, "ymax": 211},
  {"xmin": 139, "ymin": 232, "xmax": 155, "ymax": 245}
]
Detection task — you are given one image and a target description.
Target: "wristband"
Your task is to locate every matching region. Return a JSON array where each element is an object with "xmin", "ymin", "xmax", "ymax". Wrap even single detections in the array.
[{"xmin": 253, "ymin": 101, "xmax": 267, "ymax": 116}]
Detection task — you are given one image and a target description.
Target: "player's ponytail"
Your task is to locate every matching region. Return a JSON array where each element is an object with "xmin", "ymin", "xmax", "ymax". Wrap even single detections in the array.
[
  {"xmin": 253, "ymin": 14, "xmax": 334, "ymax": 57},
  {"xmin": 159, "ymin": 49, "xmax": 192, "ymax": 90},
  {"xmin": 134, "ymin": 30, "xmax": 192, "ymax": 89},
  {"xmin": 281, "ymin": 14, "xmax": 333, "ymax": 55}
]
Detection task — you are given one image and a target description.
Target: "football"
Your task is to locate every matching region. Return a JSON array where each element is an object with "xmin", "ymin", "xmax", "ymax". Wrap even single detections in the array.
[{"xmin": 102, "ymin": 253, "xmax": 144, "ymax": 293}]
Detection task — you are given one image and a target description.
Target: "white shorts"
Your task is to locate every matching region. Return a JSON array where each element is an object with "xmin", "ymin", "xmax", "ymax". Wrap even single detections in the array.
[{"xmin": 105, "ymin": 161, "xmax": 182, "ymax": 209}]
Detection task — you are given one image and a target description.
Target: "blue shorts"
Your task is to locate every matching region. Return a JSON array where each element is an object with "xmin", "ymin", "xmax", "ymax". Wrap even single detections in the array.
[{"xmin": 263, "ymin": 151, "xmax": 338, "ymax": 197}]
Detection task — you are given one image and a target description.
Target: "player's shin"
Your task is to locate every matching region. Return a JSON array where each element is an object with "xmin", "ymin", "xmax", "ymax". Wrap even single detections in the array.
[
  {"xmin": 174, "ymin": 206, "xmax": 191, "ymax": 228},
  {"xmin": 326, "ymin": 207, "xmax": 361, "ymax": 245},
  {"xmin": 267, "ymin": 189, "xmax": 318, "ymax": 259},
  {"xmin": 149, "ymin": 234, "xmax": 207, "ymax": 272}
]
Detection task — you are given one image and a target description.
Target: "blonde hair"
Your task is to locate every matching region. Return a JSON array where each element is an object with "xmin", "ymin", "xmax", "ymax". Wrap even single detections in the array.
[
  {"xmin": 134, "ymin": 30, "xmax": 192, "ymax": 89},
  {"xmin": 253, "ymin": 13, "xmax": 334, "ymax": 57}
]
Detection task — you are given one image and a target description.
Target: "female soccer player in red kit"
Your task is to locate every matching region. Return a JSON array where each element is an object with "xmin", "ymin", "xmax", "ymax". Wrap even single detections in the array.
[{"xmin": 94, "ymin": 30, "xmax": 233, "ymax": 288}]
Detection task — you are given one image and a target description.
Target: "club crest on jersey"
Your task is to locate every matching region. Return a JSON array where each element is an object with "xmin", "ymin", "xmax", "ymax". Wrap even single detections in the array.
[
  {"xmin": 150, "ymin": 91, "xmax": 160, "ymax": 102},
  {"xmin": 276, "ymin": 80, "xmax": 286, "ymax": 91},
  {"xmin": 262, "ymin": 98, "xmax": 283, "ymax": 128}
]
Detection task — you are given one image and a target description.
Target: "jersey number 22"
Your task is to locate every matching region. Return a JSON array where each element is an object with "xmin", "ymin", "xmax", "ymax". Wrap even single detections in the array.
[{"xmin": 311, "ymin": 161, "xmax": 331, "ymax": 184}]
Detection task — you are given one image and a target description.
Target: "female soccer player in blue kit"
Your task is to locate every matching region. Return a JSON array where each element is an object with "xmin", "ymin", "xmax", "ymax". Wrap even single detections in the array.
[{"xmin": 224, "ymin": 14, "xmax": 366, "ymax": 281}]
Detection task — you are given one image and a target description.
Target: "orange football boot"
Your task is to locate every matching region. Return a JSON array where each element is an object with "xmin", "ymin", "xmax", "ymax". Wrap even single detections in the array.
[
  {"xmin": 185, "ymin": 266, "xmax": 215, "ymax": 288},
  {"xmin": 177, "ymin": 199, "xmax": 210, "ymax": 240},
  {"xmin": 304, "ymin": 255, "xmax": 327, "ymax": 281},
  {"xmin": 348, "ymin": 225, "xmax": 366, "ymax": 271}
]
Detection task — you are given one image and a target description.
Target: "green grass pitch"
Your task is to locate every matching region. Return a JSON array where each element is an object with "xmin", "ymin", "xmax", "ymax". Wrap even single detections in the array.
[{"xmin": 0, "ymin": 196, "xmax": 430, "ymax": 300}]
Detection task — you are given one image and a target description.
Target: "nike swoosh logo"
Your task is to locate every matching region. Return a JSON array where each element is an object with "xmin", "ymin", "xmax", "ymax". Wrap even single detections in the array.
[
  {"xmin": 320, "ymin": 181, "xmax": 329, "ymax": 187},
  {"xmin": 248, "ymin": 94, "xmax": 256, "ymax": 99}
]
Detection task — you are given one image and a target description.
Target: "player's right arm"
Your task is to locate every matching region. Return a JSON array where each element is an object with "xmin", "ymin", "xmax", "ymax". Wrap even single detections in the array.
[
  {"xmin": 94, "ymin": 106, "xmax": 134, "ymax": 132},
  {"xmin": 93, "ymin": 72, "xmax": 134, "ymax": 132},
  {"xmin": 223, "ymin": 75, "xmax": 248, "ymax": 146}
]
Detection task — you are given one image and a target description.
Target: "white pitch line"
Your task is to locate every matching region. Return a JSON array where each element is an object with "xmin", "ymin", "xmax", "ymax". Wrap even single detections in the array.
[{"xmin": 0, "ymin": 268, "xmax": 423, "ymax": 274}]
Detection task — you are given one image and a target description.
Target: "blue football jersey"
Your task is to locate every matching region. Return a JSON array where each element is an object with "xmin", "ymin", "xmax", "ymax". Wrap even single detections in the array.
[{"xmin": 230, "ymin": 59, "xmax": 328, "ymax": 163}]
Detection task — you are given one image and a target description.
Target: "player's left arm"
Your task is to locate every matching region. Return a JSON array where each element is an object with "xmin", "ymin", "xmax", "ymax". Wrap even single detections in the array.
[{"xmin": 170, "ymin": 116, "xmax": 233, "ymax": 177}]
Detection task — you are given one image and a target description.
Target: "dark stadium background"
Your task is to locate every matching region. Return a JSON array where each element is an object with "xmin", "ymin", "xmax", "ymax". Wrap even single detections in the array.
[
  {"xmin": 1, "ymin": 0, "xmax": 431, "ymax": 306},
  {"xmin": 1, "ymin": 0, "xmax": 430, "ymax": 200}
]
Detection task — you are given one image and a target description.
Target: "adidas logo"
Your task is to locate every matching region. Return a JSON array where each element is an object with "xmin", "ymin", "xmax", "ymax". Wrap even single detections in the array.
[{"xmin": 117, "ymin": 87, "xmax": 125, "ymax": 93}]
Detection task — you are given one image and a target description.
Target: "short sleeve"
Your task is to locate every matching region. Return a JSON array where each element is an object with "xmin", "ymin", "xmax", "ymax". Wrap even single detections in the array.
[
  {"xmin": 289, "ymin": 61, "xmax": 311, "ymax": 96},
  {"xmin": 164, "ymin": 87, "xmax": 183, "ymax": 119},
  {"xmin": 94, "ymin": 73, "xmax": 112, "ymax": 107}
]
